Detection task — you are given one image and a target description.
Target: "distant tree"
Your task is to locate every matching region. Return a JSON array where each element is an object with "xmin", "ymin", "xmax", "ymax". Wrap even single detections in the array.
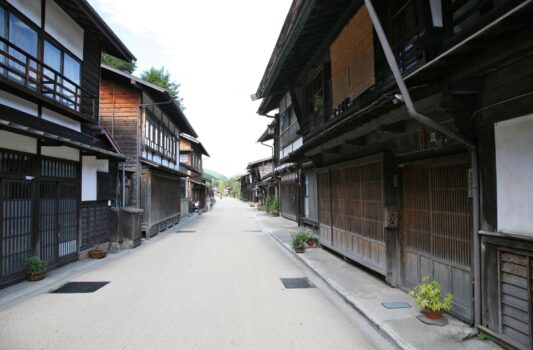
[
  {"xmin": 217, "ymin": 180, "xmax": 225, "ymax": 194},
  {"xmin": 101, "ymin": 53, "xmax": 136, "ymax": 74},
  {"xmin": 141, "ymin": 67, "xmax": 185, "ymax": 111}
]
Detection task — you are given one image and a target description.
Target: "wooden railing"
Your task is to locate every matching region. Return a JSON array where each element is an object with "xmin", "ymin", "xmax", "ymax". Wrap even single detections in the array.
[{"xmin": 0, "ymin": 36, "xmax": 95, "ymax": 119}]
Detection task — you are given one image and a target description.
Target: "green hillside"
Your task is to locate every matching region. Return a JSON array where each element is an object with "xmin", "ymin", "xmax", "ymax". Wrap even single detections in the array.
[{"xmin": 204, "ymin": 169, "xmax": 228, "ymax": 181}]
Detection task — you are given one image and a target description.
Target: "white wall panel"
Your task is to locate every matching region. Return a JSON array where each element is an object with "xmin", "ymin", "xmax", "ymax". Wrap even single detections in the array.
[
  {"xmin": 45, "ymin": 0, "xmax": 84, "ymax": 60},
  {"xmin": 495, "ymin": 114, "xmax": 533, "ymax": 236},
  {"xmin": 42, "ymin": 107, "xmax": 81, "ymax": 131},
  {"xmin": 0, "ymin": 130, "xmax": 37, "ymax": 154},
  {"xmin": 82, "ymin": 156, "xmax": 109, "ymax": 201},
  {"xmin": 41, "ymin": 145, "xmax": 79, "ymax": 161},
  {"xmin": 7, "ymin": 0, "xmax": 41, "ymax": 25},
  {"xmin": 0, "ymin": 89, "xmax": 38, "ymax": 116}
]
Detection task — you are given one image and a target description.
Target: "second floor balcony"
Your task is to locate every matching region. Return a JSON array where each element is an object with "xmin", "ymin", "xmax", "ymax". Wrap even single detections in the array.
[{"xmin": 0, "ymin": 36, "xmax": 95, "ymax": 122}]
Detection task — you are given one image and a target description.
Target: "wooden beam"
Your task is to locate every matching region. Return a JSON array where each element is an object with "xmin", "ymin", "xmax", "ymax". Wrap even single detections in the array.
[
  {"xmin": 378, "ymin": 120, "xmax": 408, "ymax": 133},
  {"xmin": 345, "ymin": 135, "xmax": 366, "ymax": 146}
]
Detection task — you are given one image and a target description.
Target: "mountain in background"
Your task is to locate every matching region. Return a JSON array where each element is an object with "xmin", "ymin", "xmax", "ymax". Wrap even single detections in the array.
[{"xmin": 204, "ymin": 169, "xmax": 228, "ymax": 181}]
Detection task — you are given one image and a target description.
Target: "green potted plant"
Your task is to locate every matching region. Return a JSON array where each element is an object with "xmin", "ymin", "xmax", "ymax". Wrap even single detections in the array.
[
  {"xmin": 290, "ymin": 231, "xmax": 309, "ymax": 254},
  {"xmin": 314, "ymin": 95, "xmax": 324, "ymax": 112},
  {"xmin": 265, "ymin": 196, "xmax": 271, "ymax": 214},
  {"xmin": 409, "ymin": 277, "xmax": 453, "ymax": 320},
  {"xmin": 26, "ymin": 256, "xmax": 48, "ymax": 282},
  {"xmin": 271, "ymin": 195, "xmax": 279, "ymax": 216}
]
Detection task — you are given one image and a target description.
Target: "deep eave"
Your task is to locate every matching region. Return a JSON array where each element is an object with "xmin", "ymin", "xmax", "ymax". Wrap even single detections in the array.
[
  {"xmin": 180, "ymin": 133, "xmax": 209, "ymax": 156},
  {"xmin": 55, "ymin": 0, "xmax": 136, "ymax": 62},
  {"xmin": 0, "ymin": 104, "xmax": 125, "ymax": 160},
  {"xmin": 256, "ymin": 0, "xmax": 361, "ymax": 113}
]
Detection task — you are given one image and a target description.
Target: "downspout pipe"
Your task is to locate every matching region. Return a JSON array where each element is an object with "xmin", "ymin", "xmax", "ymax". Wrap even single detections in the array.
[{"xmin": 364, "ymin": 0, "xmax": 480, "ymax": 326}]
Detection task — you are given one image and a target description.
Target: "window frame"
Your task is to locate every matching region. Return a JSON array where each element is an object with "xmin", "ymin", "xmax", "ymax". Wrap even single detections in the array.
[{"xmin": 144, "ymin": 110, "xmax": 178, "ymax": 162}]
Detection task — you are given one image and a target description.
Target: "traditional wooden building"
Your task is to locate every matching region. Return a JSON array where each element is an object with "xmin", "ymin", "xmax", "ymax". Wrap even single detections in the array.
[
  {"xmin": 240, "ymin": 173, "xmax": 253, "ymax": 202},
  {"xmin": 179, "ymin": 133, "xmax": 209, "ymax": 213},
  {"xmin": 246, "ymin": 157, "xmax": 274, "ymax": 207},
  {"xmin": 0, "ymin": 0, "xmax": 135, "ymax": 286},
  {"xmin": 100, "ymin": 65, "xmax": 197, "ymax": 237},
  {"xmin": 256, "ymin": 1, "xmax": 533, "ymax": 347}
]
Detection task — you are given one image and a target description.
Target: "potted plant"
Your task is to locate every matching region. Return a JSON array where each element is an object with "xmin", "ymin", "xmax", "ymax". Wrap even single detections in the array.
[
  {"xmin": 89, "ymin": 243, "xmax": 108, "ymax": 259},
  {"xmin": 314, "ymin": 95, "xmax": 324, "ymax": 112},
  {"xmin": 265, "ymin": 196, "xmax": 271, "ymax": 214},
  {"xmin": 291, "ymin": 231, "xmax": 309, "ymax": 254},
  {"xmin": 26, "ymin": 256, "xmax": 48, "ymax": 282},
  {"xmin": 271, "ymin": 195, "xmax": 279, "ymax": 216},
  {"xmin": 409, "ymin": 277, "xmax": 453, "ymax": 320},
  {"xmin": 306, "ymin": 231, "xmax": 319, "ymax": 248}
]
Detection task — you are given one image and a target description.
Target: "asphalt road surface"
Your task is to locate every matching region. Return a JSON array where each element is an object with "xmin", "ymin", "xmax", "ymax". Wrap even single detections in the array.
[{"xmin": 0, "ymin": 198, "xmax": 388, "ymax": 350}]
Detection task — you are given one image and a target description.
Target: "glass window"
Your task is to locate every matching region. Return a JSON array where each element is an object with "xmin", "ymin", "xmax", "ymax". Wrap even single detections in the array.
[
  {"xmin": 8, "ymin": 14, "xmax": 37, "ymax": 85},
  {"xmin": 0, "ymin": 7, "xmax": 5, "ymax": 38},
  {"xmin": 44, "ymin": 41, "xmax": 61, "ymax": 72},
  {"xmin": 63, "ymin": 53, "xmax": 80, "ymax": 84},
  {"xmin": 43, "ymin": 41, "xmax": 61, "ymax": 98},
  {"xmin": 63, "ymin": 52, "xmax": 80, "ymax": 108},
  {"xmin": 9, "ymin": 14, "xmax": 37, "ymax": 56}
]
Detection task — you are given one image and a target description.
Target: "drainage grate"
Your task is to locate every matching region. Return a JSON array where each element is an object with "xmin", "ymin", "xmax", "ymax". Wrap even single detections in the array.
[
  {"xmin": 280, "ymin": 277, "xmax": 314, "ymax": 289},
  {"xmin": 381, "ymin": 302, "xmax": 411, "ymax": 309},
  {"xmin": 243, "ymin": 230, "xmax": 262, "ymax": 233},
  {"xmin": 51, "ymin": 282, "xmax": 109, "ymax": 294},
  {"xmin": 174, "ymin": 230, "xmax": 196, "ymax": 233}
]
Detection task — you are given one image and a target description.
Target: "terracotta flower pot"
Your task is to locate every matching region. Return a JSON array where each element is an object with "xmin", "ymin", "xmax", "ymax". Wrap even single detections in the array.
[
  {"xmin": 27, "ymin": 272, "xmax": 45, "ymax": 282},
  {"xmin": 294, "ymin": 247, "xmax": 305, "ymax": 254},
  {"xmin": 89, "ymin": 249, "xmax": 107, "ymax": 259},
  {"xmin": 423, "ymin": 310, "xmax": 443, "ymax": 320},
  {"xmin": 307, "ymin": 239, "xmax": 318, "ymax": 248}
]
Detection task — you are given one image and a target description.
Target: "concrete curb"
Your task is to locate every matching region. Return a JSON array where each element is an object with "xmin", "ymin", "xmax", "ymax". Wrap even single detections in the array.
[{"xmin": 267, "ymin": 230, "xmax": 412, "ymax": 350}]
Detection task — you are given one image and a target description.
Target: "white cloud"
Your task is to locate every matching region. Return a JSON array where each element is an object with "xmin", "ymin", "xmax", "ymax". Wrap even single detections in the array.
[{"xmin": 90, "ymin": 0, "xmax": 290, "ymax": 177}]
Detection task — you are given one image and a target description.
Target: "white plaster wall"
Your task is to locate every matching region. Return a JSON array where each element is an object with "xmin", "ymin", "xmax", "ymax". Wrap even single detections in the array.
[
  {"xmin": 0, "ymin": 89, "xmax": 38, "ymax": 116},
  {"xmin": 82, "ymin": 156, "xmax": 109, "ymax": 201},
  {"xmin": 7, "ymin": 0, "xmax": 41, "ymax": 25},
  {"xmin": 495, "ymin": 114, "xmax": 533, "ymax": 236},
  {"xmin": 41, "ymin": 146, "xmax": 79, "ymax": 161},
  {"xmin": 45, "ymin": 0, "xmax": 84, "ymax": 60},
  {"xmin": 42, "ymin": 107, "xmax": 81, "ymax": 131},
  {"xmin": 0, "ymin": 130, "xmax": 37, "ymax": 154}
]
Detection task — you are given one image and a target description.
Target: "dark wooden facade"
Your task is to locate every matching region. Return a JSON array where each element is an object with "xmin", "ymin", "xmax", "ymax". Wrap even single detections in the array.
[
  {"xmin": 99, "ymin": 66, "xmax": 198, "ymax": 237},
  {"xmin": 0, "ymin": 0, "xmax": 134, "ymax": 287},
  {"xmin": 241, "ymin": 157, "xmax": 274, "ymax": 206},
  {"xmin": 179, "ymin": 133, "xmax": 209, "ymax": 212},
  {"xmin": 256, "ymin": 1, "xmax": 533, "ymax": 347}
]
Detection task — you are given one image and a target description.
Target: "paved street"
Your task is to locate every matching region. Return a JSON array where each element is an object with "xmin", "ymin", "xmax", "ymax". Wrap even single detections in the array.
[{"xmin": 0, "ymin": 198, "xmax": 386, "ymax": 350}]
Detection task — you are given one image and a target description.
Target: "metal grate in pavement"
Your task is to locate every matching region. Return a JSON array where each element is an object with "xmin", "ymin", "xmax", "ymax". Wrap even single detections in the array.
[
  {"xmin": 174, "ymin": 230, "xmax": 196, "ymax": 233},
  {"xmin": 381, "ymin": 302, "xmax": 411, "ymax": 309},
  {"xmin": 280, "ymin": 277, "xmax": 314, "ymax": 289},
  {"xmin": 51, "ymin": 282, "xmax": 109, "ymax": 294},
  {"xmin": 243, "ymin": 230, "xmax": 262, "ymax": 233}
]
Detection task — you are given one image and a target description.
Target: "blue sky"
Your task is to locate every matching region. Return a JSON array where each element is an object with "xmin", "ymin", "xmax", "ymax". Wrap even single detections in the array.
[{"xmin": 89, "ymin": 0, "xmax": 291, "ymax": 177}]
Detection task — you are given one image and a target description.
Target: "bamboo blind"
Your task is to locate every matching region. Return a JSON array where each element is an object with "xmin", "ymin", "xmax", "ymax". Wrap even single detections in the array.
[{"xmin": 330, "ymin": 5, "xmax": 375, "ymax": 108}]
